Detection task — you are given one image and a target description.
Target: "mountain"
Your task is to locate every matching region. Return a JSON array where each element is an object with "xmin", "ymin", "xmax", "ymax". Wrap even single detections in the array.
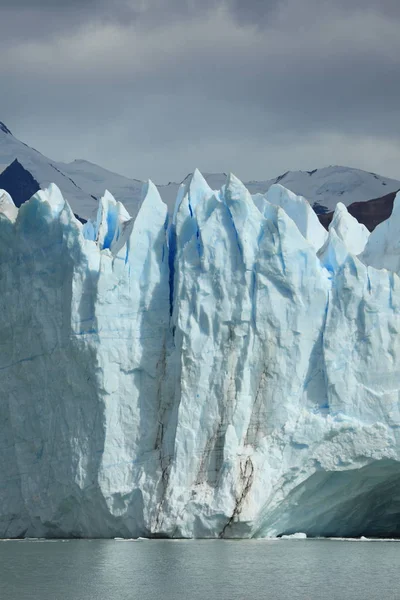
[
  {"xmin": 319, "ymin": 189, "xmax": 399, "ymax": 232},
  {"xmin": 0, "ymin": 123, "xmax": 98, "ymax": 220},
  {"xmin": 261, "ymin": 166, "xmax": 400, "ymax": 213},
  {"xmin": 1, "ymin": 122, "xmax": 399, "ymax": 224},
  {"xmin": 1, "ymin": 174, "xmax": 400, "ymax": 538},
  {"xmin": 0, "ymin": 159, "xmax": 40, "ymax": 208}
]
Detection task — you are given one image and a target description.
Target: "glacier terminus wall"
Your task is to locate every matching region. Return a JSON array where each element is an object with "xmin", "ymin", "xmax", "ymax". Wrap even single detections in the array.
[{"xmin": 1, "ymin": 172, "xmax": 400, "ymax": 539}]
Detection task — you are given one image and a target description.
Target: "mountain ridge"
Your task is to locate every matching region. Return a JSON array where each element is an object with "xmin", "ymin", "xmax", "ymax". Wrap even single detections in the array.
[{"xmin": 1, "ymin": 121, "xmax": 399, "ymax": 227}]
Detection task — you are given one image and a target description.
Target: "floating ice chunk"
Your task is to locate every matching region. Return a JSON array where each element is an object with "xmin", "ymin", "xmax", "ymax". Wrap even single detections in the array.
[{"xmin": 280, "ymin": 532, "xmax": 307, "ymax": 539}]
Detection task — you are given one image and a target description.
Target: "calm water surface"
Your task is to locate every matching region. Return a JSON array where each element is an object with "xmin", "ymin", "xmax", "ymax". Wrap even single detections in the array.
[{"xmin": 1, "ymin": 539, "xmax": 400, "ymax": 600}]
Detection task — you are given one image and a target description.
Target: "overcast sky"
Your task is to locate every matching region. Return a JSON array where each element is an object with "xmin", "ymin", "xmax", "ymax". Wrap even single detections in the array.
[{"xmin": 1, "ymin": 0, "xmax": 399, "ymax": 184}]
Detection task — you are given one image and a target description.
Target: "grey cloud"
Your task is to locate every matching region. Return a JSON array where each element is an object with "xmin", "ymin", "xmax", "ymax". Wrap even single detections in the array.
[
  {"xmin": 2, "ymin": 0, "xmax": 399, "ymax": 44},
  {"xmin": 226, "ymin": 0, "xmax": 400, "ymax": 26},
  {"xmin": 1, "ymin": 0, "xmax": 400, "ymax": 21},
  {"xmin": 0, "ymin": 0, "xmax": 399, "ymax": 182},
  {"xmin": 333, "ymin": 0, "xmax": 400, "ymax": 17},
  {"xmin": 0, "ymin": 0, "xmax": 299, "ymax": 40}
]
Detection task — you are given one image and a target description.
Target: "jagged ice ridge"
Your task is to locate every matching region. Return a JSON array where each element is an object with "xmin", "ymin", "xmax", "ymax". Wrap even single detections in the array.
[{"xmin": 1, "ymin": 172, "xmax": 400, "ymax": 539}]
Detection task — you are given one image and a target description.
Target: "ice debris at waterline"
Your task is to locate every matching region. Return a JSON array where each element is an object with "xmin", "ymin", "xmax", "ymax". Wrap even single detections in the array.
[{"xmin": 1, "ymin": 171, "xmax": 400, "ymax": 539}]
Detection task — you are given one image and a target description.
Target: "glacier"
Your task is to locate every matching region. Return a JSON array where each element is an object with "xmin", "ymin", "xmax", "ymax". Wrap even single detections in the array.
[{"xmin": 1, "ymin": 172, "xmax": 400, "ymax": 539}]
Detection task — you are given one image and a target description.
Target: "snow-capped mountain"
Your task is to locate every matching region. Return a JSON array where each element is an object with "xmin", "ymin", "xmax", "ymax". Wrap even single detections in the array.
[
  {"xmin": 0, "ymin": 123, "xmax": 96, "ymax": 219},
  {"xmin": 261, "ymin": 166, "xmax": 400, "ymax": 213},
  {"xmin": 1, "ymin": 121, "xmax": 399, "ymax": 222},
  {"xmin": 1, "ymin": 173, "xmax": 400, "ymax": 539}
]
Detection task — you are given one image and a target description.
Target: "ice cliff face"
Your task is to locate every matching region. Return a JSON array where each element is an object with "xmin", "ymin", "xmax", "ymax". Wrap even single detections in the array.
[{"xmin": 1, "ymin": 175, "xmax": 400, "ymax": 539}]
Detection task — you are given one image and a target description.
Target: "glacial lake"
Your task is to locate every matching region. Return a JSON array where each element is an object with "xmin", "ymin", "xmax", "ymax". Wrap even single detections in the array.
[{"xmin": 1, "ymin": 538, "xmax": 400, "ymax": 599}]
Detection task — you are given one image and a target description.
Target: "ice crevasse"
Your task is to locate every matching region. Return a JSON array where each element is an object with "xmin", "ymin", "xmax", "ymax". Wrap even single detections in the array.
[{"xmin": 1, "ymin": 172, "xmax": 400, "ymax": 539}]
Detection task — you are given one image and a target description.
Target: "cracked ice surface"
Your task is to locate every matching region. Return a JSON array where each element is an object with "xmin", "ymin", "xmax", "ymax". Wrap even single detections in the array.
[{"xmin": 1, "ymin": 175, "xmax": 400, "ymax": 539}]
